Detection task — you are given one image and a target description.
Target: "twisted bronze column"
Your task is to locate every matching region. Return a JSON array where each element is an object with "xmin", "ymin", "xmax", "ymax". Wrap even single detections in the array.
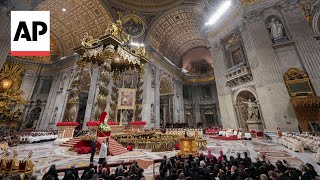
[
  {"xmin": 63, "ymin": 60, "xmax": 86, "ymax": 122},
  {"xmin": 135, "ymin": 67, "xmax": 144, "ymax": 121},
  {"xmin": 109, "ymin": 71, "xmax": 120, "ymax": 121},
  {"xmin": 94, "ymin": 59, "xmax": 112, "ymax": 120}
]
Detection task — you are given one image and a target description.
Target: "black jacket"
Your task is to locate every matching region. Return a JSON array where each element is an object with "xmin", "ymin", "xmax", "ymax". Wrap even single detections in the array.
[
  {"xmin": 301, "ymin": 172, "xmax": 312, "ymax": 180},
  {"xmin": 91, "ymin": 141, "xmax": 97, "ymax": 151}
]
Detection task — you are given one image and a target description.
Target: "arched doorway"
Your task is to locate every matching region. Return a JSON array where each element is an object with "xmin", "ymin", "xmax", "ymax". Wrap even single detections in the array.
[
  {"xmin": 234, "ymin": 90, "xmax": 264, "ymax": 131},
  {"xmin": 25, "ymin": 107, "xmax": 42, "ymax": 129},
  {"xmin": 159, "ymin": 76, "xmax": 173, "ymax": 128},
  {"xmin": 185, "ymin": 109, "xmax": 193, "ymax": 127},
  {"xmin": 203, "ymin": 109, "xmax": 215, "ymax": 127},
  {"xmin": 76, "ymin": 70, "xmax": 90, "ymax": 130}
]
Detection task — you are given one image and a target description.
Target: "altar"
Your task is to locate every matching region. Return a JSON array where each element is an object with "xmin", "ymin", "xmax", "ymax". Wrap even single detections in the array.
[{"xmin": 179, "ymin": 137, "xmax": 198, "ymax": 156}]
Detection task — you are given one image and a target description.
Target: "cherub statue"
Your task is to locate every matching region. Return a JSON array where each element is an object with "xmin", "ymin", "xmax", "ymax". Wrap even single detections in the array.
[
  {"xmin": 139, "ymin": 46, "xmax": 146, "ymax": 56},
  {"xmin": 81, "ymin": 32, "xmax": 94, "ymax": 47},
  {"xmin": 105, "ymin": 20, "xmax": 120, "ymax": 37}
]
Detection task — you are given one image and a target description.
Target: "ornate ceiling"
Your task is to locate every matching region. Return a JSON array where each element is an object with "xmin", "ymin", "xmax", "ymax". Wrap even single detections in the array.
[
  {"xmin": 24, "ymin": 0, "xmax": 232, "ymax": 66},
  {"xmin": 35, "ymin": 0, "xmax": 113, "ymax": 57},
  {"xmin": 106, "ymin": 0, "xmax": 186, "ymax": 13},
  {"xmin": 146, "ymin": 6, "xmax": 208, "ymax": 66}
]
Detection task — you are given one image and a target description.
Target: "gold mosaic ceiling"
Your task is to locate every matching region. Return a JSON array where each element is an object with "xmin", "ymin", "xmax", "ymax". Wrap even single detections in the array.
[{"xmin": 35, "ymin": 0, "xmax": 113, "ymax": 57}]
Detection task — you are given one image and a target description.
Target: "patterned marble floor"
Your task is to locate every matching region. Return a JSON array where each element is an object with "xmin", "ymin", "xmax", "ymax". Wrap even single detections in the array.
[{"xmin": 8, "ymin": 136, "xmax": 320, "ymax": 179}]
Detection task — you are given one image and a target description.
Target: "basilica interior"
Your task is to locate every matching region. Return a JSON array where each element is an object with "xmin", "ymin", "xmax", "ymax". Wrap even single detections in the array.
[{"xmin": 1, "ymin": 0, "xmax": 320, "ymax": 179}]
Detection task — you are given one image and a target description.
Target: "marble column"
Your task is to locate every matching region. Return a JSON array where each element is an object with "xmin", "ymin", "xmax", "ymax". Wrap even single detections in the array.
[
  {"xmin": 163, "ymin": 103, "xmax": 167, "ymax": 128},
  {"xmin": 142, "ymin": 63, "xmax": 158, "ymax": 128},
  {"xmin": 0, "ymin": 7, "xmax": 10, "ymax": 69},
  {"xmin": 193, "ymin": 86, "xmax": 201, "ymax": 126},
  {"xmin": 155, "ymin": 68, "xmax": 161, "ymax": 128},
  {"xmin": 38, "ymin": 75, "xmax": 60, "ymax": 130},
  {"xmin": 54, "ymin": 68, "xmax": 73, "ymax": 125},
  {"xmin": 20, "ymin": 69, "xmax": 40, "ymax": 126}
]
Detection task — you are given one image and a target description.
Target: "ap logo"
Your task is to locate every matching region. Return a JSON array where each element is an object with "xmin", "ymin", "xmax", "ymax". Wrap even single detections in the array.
[{"xmin": 11, "ymin": 11, "xmax": 50, "ymax": 56}]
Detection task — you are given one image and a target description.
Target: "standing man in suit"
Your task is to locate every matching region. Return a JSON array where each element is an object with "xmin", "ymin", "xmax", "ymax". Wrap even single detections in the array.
[{"xmin": 90, "ymin": 139, "xmax": 97, "ymax": 162}]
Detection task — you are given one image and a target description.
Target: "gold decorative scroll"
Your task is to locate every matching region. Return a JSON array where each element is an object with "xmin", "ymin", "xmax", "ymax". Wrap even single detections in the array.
[
  {"xmin": 291, "ymin": 97, "xmax": 320, "ymax": 107},
  {"xmin": 0, "ymin": 63, "xmax": 26, "ymax": 121},
  {"xmin": 117, "ymin": 88, "xmax": 136, "ymax": 110}
]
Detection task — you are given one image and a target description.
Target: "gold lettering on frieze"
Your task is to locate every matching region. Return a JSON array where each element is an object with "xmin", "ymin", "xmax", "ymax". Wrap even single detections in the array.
[{"xmin": 241, "ymin": 0, "xmax": 259, "ymax": 6}]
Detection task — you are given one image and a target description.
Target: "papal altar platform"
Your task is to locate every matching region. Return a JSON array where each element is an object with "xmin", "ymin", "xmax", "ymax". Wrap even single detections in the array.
[{"xmin": 179, "ymin": 137, "xmax": 198, "ymax": 156}]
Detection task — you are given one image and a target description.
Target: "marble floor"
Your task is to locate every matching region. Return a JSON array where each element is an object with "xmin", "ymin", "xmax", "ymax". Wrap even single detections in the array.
[{"xmin": 8, "ymin": 136, "xmax": 320, "ymax": 179}]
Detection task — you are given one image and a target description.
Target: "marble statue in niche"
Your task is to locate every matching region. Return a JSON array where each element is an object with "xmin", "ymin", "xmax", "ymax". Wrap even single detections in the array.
[
  {"xmin": 59, "ymin": 75, "xmax": 66, "ymax": 92},
  {"xmin": 268, "ymin": 18, "xmax": 286, "ymax": 42},
  {"xmin": 242, "ymin": 99, "xmax": 260, "ymax": 122},
  {"xmin": 151, "ymin": 68, "xmax": 155, "ymax": 88},
  {"xmin": 151, "ymin": 104, "xmax": 156, "ymax": 123},
  {"xmin": 300, "ymin": 0, "xmax": 320, "ymax": 17},
  {"xmin": 51, "ymin": 107, "xmax": 58, "ymax": 123}
]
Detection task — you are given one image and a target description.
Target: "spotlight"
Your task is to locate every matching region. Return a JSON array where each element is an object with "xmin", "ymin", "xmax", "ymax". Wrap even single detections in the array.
[
  {"xmin": 205, "ymin": 0, "xmax": 232, "ymax": 26},
  {"xmin": 62, "ymin": 8, "xmax": 67, "ymax": 12}
]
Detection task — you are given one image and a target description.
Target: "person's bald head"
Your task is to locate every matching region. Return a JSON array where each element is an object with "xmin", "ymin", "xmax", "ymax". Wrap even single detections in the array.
[{"xmin": 102, "ymin": 168, "xmax": 108, "ymax": 174}]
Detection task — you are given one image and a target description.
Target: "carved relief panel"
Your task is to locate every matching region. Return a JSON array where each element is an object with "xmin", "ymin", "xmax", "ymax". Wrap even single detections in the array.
[{"xmin": 224, "ymin": 33, "xmax": 247, "ymax": 69}]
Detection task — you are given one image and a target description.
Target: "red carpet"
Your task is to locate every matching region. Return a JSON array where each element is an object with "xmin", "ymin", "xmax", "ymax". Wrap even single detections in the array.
[{"xmin": 209, "ymin": 135, "xmax": 242, "ymax": 140}]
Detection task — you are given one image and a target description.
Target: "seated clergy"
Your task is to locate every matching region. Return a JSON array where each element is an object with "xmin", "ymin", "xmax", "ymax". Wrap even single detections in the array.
[
  {"xmin": 1, "ymin": 150, "xmax": 11, "ymax": 169},
  {"xmin": 11, "ymin": 150, "xmax": 19, "ymax": 169},
  {"xmin": 24, "ymin": 150, "xmax": 35, "ymax": 172}
]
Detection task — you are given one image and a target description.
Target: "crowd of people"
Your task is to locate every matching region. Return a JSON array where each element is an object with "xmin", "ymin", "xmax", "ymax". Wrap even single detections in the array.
[
  {"xmin": 0, "ymin": 131, "xmax": 20, "ymax": 146},
  {"xmin": 20, "ymin": 131, "xmax": 58, "ymax": 143},
  {"xmin": 34, "ymin": 151, "xmax": 319, "ymax": 180},
  {"xmin": 41, "ymin": 160, "xmax": 146, "ymax": 180},
  {"xmin": 157, "ymin": 152, "xmax": 318, "ymax": 180},
  {"xmin": 0, "ymin": 130, "xmax": 58, "ymax": 146}
]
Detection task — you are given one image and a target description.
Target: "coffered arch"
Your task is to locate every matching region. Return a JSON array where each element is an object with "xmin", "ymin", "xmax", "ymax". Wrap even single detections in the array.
[
  {"xmin": 146, "ymin": 5, "xmax": 209, "ymax": 66},
  {"xmin": 35, "ymin": 0, "xmax": 114, "ymax": 57},
  {"xmin": 107, "ymin": 0, "xmax": 186, "ymax": 13}
]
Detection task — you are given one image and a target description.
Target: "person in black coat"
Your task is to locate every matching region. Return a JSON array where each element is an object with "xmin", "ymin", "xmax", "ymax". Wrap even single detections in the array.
[
  {"xmin": 70, "ymin": 165, "xmax": 79, "ymax": 180},
  {"xmin": 275, "ymin": 169, "xmax": 291, "ymax": 180},
  {"xmin": 243, "ymin": 152, "xmax": 252, "ymax": 167},
  {"xmin": 63, "ymin": 170, "xmax": 75, "ymax": 180},
  {"xmin": 300, "ymin": 164, "xmax": 312, "ymax": 180},
  {"xmin": 90, "ymin": 139, "xmax": 97, "ymax": 162},
  {"xmin": 98, "ymin": 168, "xmax": 110, "ymax": 180},
  {"xmin": 159, "ymin": 155, "xmax": 167, "ymax": 172},
  {"xmin": 235, "ymin": 153, "xmax": 243, "ymax": 166},
  {"xmin": 306, "ymin": 163, "xmax": 318, "ymax": 180},
  {"xmin": 81, "ymin": 163, "xmax": 95, "ymax": 179},
  {"xmin": 42, "ymin": 164, "xmax": 59, "ymax": 180},
  {"xmin": 228, "ymin": 166, "xmax": 242, "ymax": 180}
]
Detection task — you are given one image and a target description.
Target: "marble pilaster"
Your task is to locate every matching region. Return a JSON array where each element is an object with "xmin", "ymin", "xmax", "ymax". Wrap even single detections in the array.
[
  {"xmin": 0, "ymin": 7, "xmax": 10, "ymax": 69},
  {"xmin": 240, "ymin": 15, "xmax": 298, "ymax": 131},
  {"xmin": 210, "ymin": 43, "xmax": 238, "ymax": 129},
  {"xmin": 281, "ymin": 7, "xmax": 320, "ymax": 95},
  {"xmin": 83, "ymin": 67, "xmax": 99, "ymax": 127},
  {"xmin": 38, "ymin": 75, "xmax": 60, "ymax": 130}
]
